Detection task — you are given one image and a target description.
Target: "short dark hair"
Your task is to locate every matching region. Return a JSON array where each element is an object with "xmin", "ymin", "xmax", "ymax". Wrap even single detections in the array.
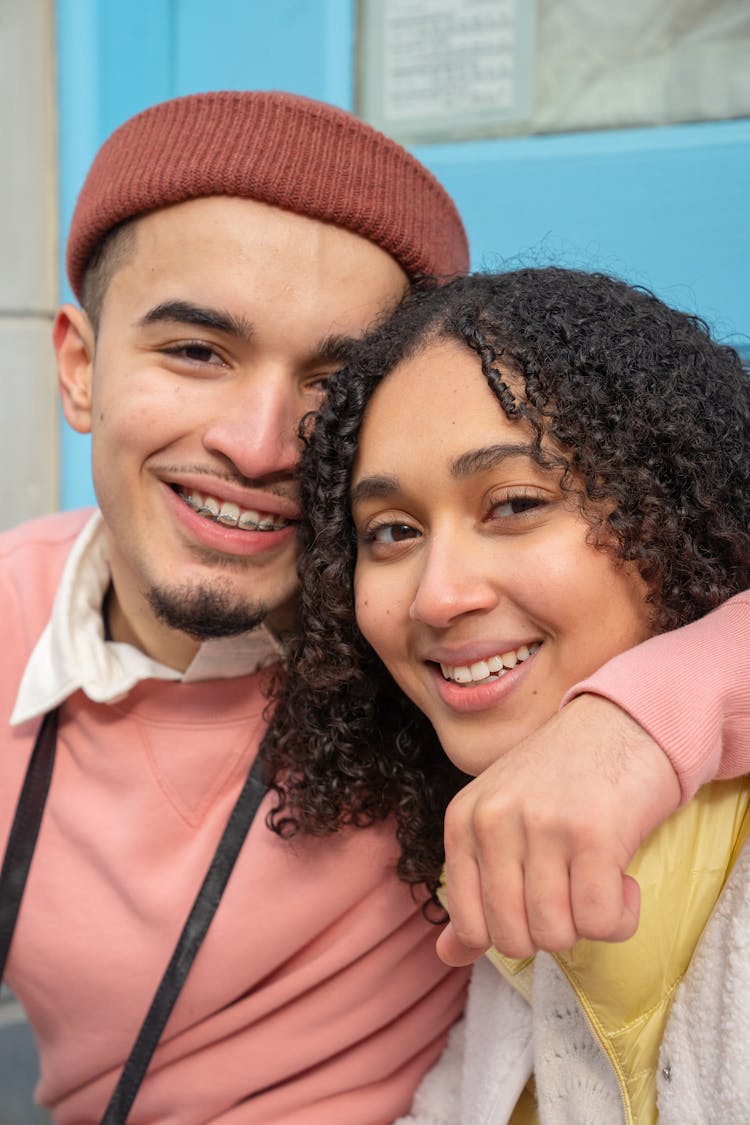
[
  {"xmin": 79, "ymin": 219, "xmax": 137, "ymax": 331},
  {"xmin": 263, "ymin": 268, "xmax": 750, "ymax": 898}
]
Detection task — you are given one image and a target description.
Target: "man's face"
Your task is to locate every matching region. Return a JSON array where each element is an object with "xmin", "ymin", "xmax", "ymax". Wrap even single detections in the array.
[{"xmin": 57, "ymin": 196, "xmax": 407, "ymax": 668}]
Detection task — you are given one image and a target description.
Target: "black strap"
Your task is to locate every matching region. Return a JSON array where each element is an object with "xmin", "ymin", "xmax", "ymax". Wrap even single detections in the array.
[
  {"xmin": 0, "ymin": 705, "xmax": 267, "ymax": 1125},
  {"xmin": 0, "ymin": 707, "xmax": 58, "ymax": 981},
  {"xmin": 100, "ymin": 752, "xmax": 267, "ymax": 1124}
]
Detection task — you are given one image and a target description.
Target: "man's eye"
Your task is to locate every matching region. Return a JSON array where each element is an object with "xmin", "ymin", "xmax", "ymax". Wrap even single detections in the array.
[
  {"xmin": 305, "ymin": 374, "xmax": 331, "ymax": 395},
  {"xmin": 164, "ymin": 342, "xmax": 224, "ymax": 364}
]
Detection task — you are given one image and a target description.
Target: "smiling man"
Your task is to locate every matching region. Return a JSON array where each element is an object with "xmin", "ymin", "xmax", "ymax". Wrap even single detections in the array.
[{"xmin": 0, "ymin": 91, "xmax": 469, "ymax": 1124}]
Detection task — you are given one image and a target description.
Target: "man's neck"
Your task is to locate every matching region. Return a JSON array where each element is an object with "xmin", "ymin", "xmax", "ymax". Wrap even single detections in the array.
[{"xmin": 105, "ymin": 583, "xmax": 200, "ymax": 672}]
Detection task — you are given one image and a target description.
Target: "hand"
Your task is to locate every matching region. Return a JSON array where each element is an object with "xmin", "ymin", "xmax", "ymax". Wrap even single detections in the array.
[{"xmin": 436, "ymin": 694, "xmax": 681, "ymax": 964}]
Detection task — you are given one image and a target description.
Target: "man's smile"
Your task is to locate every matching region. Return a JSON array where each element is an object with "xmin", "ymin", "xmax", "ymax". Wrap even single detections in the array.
[{"xmin": 176, "ymin": 486, "xmax": 294, "ymax": 531}]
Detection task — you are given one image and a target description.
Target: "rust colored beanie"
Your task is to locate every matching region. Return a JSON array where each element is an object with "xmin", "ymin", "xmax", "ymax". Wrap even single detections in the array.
[{"xmin": 66, "ymin": 90, "xmax": 469, "ymax": 298}]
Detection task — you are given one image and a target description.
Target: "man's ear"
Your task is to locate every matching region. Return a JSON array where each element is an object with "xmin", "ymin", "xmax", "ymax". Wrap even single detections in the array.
[{"xmin": 54, "ymin": 304, "xmax": 96, "ymax": 434}]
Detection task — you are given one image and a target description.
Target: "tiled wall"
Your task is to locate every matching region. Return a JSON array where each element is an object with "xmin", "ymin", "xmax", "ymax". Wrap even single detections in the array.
[{"xmin": 1, "ymin": 0, "xmax": 58, "ymax": 532}]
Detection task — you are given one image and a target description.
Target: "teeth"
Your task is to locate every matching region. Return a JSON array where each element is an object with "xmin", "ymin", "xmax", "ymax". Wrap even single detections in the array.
[
  {"xmin": 238, "ymin": 509, "xmax": 262, "ymax": 530},
  {"xmin": 440, "ymin": 642, "xmax": 541, "ymax": 685},
  {"xmin": 216, "ymin": 501, "xmax": 240, "ymax": 527},
  {"xmin": 178, "ymin": 489, "xmax": 289, "ymax": 532}
]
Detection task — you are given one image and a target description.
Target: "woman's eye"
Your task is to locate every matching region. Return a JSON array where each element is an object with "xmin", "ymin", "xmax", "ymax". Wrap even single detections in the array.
[
  {"xmin": 366, "ymin": 522, "xmax": 419, "ymax": 545},
  {"xmin": 490, "ymin": 494, "xmax": 545, "ymax": 519}
]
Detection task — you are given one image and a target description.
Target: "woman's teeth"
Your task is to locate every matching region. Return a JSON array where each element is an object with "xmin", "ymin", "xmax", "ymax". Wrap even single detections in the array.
[
  {"xmin": 440, "ymin": 642, "xmax": 541, "ymax": 685},
  {"xmin": 178, "ymin": 488, "xmax": 290, "ymax": 531}
]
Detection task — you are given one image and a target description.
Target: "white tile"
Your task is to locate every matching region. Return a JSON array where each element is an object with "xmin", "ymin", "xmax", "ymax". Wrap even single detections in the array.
[
  {"xmin": 0, "ymin": 0, "xmax": 57, "ymax": 313},
  {"xmin": 0, "ymin": 317, "xmax": 59, "ymax": 530}
]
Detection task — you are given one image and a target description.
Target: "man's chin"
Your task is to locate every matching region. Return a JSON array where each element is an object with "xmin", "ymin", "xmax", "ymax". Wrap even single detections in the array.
[{"xmin": 147, "ymin": 583, "xmax": 268, "ymax": 640}]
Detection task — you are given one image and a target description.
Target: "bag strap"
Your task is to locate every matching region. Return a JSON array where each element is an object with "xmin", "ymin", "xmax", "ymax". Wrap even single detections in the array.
[
  {"xmin": 100, "ymin": 751, "xmax": 267, "ymax": 1124},
  {"xmin": 0, "ymin": 704, "xmax": 268, "ymax": 1124},
  {"xmin": 0, "ymin": 707, "xmax": 58, "ymax": 980}
]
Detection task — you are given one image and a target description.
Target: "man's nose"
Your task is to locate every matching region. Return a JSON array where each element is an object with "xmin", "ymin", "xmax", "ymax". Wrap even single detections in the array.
[{"xmin": 202, "ymin": 371, "xmax": 302, "ymax": 480}]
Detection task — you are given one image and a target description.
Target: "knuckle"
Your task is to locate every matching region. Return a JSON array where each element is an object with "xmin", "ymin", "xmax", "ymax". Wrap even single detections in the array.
[
  {"xmin": 451, "ymin": 921, "xmax": 490, "ymax": 950},
  {"xmin": 528, "ymin": 918, "xmax": 577, "ymax": 953},
  {"xmin": 472, "ymin": 799, "xmax": 505, "ymax": 839},
  {"xmin": 491, "ymin": 931, "xmax": 536, "ymax": 959},
  {"xmin": 442, "ymin": 807, "xmax": 465, "ymax": 848},
  {"xmin": 572, "ymin": 888, "xmax": 620, "ymax": 940}
]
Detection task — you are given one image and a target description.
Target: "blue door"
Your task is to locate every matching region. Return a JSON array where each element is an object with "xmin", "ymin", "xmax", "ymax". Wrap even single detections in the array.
[{"xmin": 56, "ymin": 0, "xmax": 749, "ymax": 507}]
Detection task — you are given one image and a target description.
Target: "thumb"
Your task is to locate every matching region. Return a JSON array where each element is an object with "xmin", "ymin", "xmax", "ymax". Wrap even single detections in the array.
[
  {"xmin": 606, "ymin": 874, "xmax": 642, "ymax": 943},
  {"xmin": 436, "ymin": 921, "xmax": 489, "ymax": 967}
]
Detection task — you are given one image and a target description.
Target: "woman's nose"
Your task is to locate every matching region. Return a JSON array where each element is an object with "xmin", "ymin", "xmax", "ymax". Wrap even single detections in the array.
[{"xmin": 409, "ymin": 537, "xmax": 499, "ymax": 628}]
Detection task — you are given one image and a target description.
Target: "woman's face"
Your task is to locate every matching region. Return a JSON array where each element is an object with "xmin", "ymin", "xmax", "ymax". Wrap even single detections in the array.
[{"xmin": 351, "ymin": 339, "xmax": 654, "ymax": 776}]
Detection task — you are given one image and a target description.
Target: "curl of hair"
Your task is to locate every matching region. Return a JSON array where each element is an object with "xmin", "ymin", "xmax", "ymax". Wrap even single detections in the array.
[{"xmin": 262, "ymin": 268, "xmax": 750, "ymax": 900}]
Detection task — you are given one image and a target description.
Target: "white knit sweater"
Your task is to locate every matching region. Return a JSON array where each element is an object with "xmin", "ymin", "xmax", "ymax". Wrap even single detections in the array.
[{"xmin": 398, "ymin": 841, "xmax": 750, "ymax": 1124}]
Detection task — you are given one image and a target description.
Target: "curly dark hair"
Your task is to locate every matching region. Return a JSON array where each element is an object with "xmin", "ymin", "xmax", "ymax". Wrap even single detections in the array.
[{"xmin": 262, "ymin": 267, "xmax": 750, "ymax": 900}]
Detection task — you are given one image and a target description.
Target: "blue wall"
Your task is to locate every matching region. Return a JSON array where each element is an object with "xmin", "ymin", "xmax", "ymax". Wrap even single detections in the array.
[{"xmin": 56, "ymin": 0, "xmax": 750, "ymax": 509}]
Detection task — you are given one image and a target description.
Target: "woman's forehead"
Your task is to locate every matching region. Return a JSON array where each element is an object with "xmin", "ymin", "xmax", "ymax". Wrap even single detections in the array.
[{"xmin": 353, "ymin": 338, "xmax": 534, "ymax": 482}]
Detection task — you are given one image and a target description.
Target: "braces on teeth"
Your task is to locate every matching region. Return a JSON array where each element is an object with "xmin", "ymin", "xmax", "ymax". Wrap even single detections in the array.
[{"xmin": 180, "ymin": 490, "xmax": 289, "ymax": 531}]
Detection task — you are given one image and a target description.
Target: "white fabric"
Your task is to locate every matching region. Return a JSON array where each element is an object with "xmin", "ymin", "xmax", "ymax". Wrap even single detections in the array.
[
  {"xmin": 404, "ymin": 843, "xmax": 750, "ymax": 1123},
  {"xmin": 11, "ymin": 510, "xmax": 283, "ymax": 725},
  {"xmin": 657, "ymin": 840, "xmax": 750, "ymax": 1123}
]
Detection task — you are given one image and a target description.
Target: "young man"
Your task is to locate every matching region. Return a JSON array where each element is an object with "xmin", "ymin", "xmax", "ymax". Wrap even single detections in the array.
[{"xmin": 0, "ymin": 91, "xmax": 470, "ymax": 1123}]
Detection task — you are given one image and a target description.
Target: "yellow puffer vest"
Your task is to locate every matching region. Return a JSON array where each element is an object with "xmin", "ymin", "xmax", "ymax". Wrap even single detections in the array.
[{"xmin": 487, "ymin": 778, "xmax": 750, "ymax": 1124}]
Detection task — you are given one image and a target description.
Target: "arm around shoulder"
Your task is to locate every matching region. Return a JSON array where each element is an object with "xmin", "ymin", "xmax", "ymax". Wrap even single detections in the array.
[{"xmin": 567, "ymin": 591, "xmax": 750, "ymax": 802}]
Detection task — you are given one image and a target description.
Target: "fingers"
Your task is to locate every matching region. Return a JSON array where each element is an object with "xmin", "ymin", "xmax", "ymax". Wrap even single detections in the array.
[
  {"xmin": 435, "ymin": 922, "xmax": 486, "ymax": 966},
  {"xmin": 568, "ymin": 853, "xmax": 641, "ymax": 944},
  {"xmin": 440, "ymin": 793, "xmax": 492, "ymax": 958},
  {"xmin": 518, "ymin": 852, "xmax": 578, "ymax": 954},
  {"xmin": 438, "ymin": 695, "xmax": 678, "ymax": 961},
  {"xmin": 443, "ymin": 843, "xmax": 641, "ymax": 960},
  {"xmin": 474, "ymin": 847, "xmax": 633, "ymax": 957},
  {"xmin": 443, "ymin": 784, "xmax": 534, "ymax": 960}
]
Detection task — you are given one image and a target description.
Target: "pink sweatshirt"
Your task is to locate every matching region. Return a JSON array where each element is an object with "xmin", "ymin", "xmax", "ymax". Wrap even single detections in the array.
[
  {"xmin": 0, "ymin": 512, "xmax": 467, "ymax": 1124},
  {"xmin": 570, "ymin": 590, "xmax": 750, "ymax": 802}
]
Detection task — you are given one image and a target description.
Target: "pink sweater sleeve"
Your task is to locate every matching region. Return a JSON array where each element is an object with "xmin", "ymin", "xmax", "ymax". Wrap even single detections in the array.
[{"xmin": 565, "ymin": 590, "xmax": 750, "ymax": 803}]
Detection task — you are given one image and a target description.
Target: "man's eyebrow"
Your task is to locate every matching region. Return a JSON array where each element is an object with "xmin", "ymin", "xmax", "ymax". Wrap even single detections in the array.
[
  {"xmin": 311, "ymin": 333, "xmax": 361, "ymax": 366},
  {"xmin": 350, "ymin": 475, "xmax": 399, "ymax": 506},
  {"xmin": 137, "ymin": 300, "xmax": 254, "ymax": 341},
  {"xmin": 451, "ymin": 443, "xmax": 540, "ymax": 478}
]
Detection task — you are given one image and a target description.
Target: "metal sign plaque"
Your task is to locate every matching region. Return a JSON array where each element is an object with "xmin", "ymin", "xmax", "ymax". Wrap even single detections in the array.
[{"xmin": 359, "ymin": 0, "xmax": 535, "ymax": 142}]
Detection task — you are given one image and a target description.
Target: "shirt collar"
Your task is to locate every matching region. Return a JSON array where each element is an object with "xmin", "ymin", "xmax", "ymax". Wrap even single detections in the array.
[{"xmin": 11, "ymin": 511, "xmax": 284, "ymax": 726}]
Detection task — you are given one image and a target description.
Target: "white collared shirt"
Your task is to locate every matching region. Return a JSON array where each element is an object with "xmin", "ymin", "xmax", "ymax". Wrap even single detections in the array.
[{"xmin": 11, "ymin": 511, "xmax": 284, "ymax": 726}]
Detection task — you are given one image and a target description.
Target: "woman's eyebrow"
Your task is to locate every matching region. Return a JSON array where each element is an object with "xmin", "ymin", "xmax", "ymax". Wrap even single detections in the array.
[
  {"xmin": 350, "ymin": 475, "xmax": 399, "ymax": 506},
  {"xmin": 351, "ymin": 444, "xmax": 540, "ymax": 505},
  {"xmin": 451, "ymin": 443, "xmax": 538, "ymax": 479}
]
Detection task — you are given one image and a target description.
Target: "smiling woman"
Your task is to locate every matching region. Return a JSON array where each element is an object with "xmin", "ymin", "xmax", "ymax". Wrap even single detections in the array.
[
  {"xmin": 262, "ymin": 267, "xmax": 750, "ymax": 1121},
  {"xmin": 265, "ymin": 267, "xmax": 750, "ymax": 890},
  {"xmin": 350, "ymin": 336, "xmax": 654, "ymax": 778}
]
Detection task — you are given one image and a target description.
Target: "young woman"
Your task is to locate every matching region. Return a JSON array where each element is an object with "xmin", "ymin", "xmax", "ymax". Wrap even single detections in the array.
[{"xmin": 264, "ymin": 268, "xmax": 750, "ymax": 1123}]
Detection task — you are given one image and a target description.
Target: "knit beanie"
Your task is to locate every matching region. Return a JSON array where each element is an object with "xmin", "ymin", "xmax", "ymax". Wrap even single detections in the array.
[{"xmin": 66, "ymin": 90, "xmax": 469, "ymax": 298}]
